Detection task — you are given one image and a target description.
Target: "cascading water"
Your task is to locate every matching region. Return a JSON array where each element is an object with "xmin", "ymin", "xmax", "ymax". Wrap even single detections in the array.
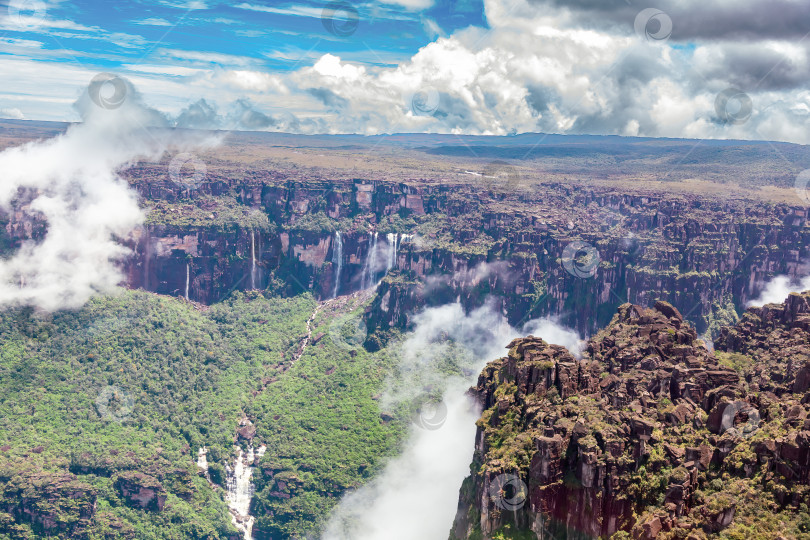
[
  {"xmin": 196, "ymin": 447, "xmax": 209, "ymax": 480},
  {"xmin": 360, "ymin": 232, "xmax": 404, "ymax": 290},
  {"xmin": 386, "ymin": 233, "xmax": 397, "ymax": 272},
  {"xmin": 361, "ymin": 232, "xmax": 379, "ymax": 289},
  {"xmin": 250, "ymin": 232, "xmax": 257, "ymax": 290},
  {"xmin": 332, "ymin": 231, "xmax": 343, "ymax": 298},
  {"xmin": 184, "ymin": 263, "xmax": 190, "ymax": 301},
  {"xmin": 226, "ymin": 444, "xmax": 267, "ymax": 540}
]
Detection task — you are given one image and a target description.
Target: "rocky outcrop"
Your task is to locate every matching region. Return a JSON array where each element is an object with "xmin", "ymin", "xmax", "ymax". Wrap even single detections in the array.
[
  {"xmin": 715, "ymin": 291, "xmax": 810, "ymax": 396},
  {"xmin": 452, "ymin": 294, "xmax": 810, "ymax": 538},
  {"xmin": 0, "ymin": 466, "xmax": 97, "ymax": 538},
  {"xmin": 0, "ymin": 456, "xmax": 201, "ymax": 537},
  {"xmin": 114, "ymin": 471, "xmax": 167, "ymax": 512}
]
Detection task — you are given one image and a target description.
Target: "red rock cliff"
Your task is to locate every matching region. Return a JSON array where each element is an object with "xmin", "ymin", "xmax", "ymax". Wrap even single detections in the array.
[{"xmin": 452, "ymin": 294, "xmax": 810, "ymax": 539}]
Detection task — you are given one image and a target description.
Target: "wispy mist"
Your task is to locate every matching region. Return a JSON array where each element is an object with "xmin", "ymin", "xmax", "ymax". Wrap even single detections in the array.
[
  {"xmin": 0, "ymin": 76, "xmax": 218, "ymax": 311},
  {"xmin": 747, "ymin": 275, "xmax": 810, "ymax": 307},
  {"xmin": 322, "ymin": 300, "xmax": 583, "ymax": 540}
]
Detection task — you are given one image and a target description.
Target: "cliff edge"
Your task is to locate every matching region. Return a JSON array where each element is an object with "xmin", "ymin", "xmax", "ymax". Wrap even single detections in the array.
[{"xmin": 452, "ymin": 294, "xmax": 810, "ymax": 539}]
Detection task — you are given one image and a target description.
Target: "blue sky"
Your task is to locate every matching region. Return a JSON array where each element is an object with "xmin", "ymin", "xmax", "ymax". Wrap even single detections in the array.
[
  {"xmin": 21, "ymin": 0, "xmax": 483, "ymax": 68},
  {"xmin": 0, "ymin": 0, "xmax": 485, "ymax": 119},
  {"xmin": 0, "ymin": 0, "xmax": 808, "ymax": 143}
]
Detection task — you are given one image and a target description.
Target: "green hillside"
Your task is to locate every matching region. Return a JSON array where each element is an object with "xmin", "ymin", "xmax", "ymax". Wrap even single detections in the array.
[{"xmin": 0, "ymin": 290, "xmax": 404, "ymax": 539}]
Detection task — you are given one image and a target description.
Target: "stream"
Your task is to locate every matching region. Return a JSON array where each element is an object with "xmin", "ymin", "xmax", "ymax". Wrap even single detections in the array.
[{"xmin": 225, "ymin": 445, "xmax": 266, "ymax": 540}]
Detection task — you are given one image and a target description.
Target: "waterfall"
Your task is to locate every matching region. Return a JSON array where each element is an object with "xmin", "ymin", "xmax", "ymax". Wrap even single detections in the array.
[
  {"xmin": 360, "ymin": 232, "xmax": 407, "ymax": 290},
  {"xmin": 386, "ymin": 233, "xmax": 398, "ymax": 272},
  {"xmin": 226, "ymin": 444, "xmax": 267, "ymax": 540},
  {"xmin": 250, "ymin": 232, "xmax": 257, "ymax": 290},
  {"xmin": 361, "ymin": 232, "xmax": 379, "ymax": 289},
  {"xmin": 144, "ymin": 224, "xmax": 152, "ymax": 291},
  {"xmin": 332, "ymin": 231, "xmax": 343, "ymax": 298},
  {"xmin": 184, "ymin": 263, "xmax": 190, "ymax": 301},
  {"xmin": 196, "ymin": 447, "xmax": 209, "ymax": 480}
]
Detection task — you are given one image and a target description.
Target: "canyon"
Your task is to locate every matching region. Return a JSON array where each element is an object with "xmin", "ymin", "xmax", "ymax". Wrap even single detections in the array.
[
  {"xmin": 1, "ymin": 126, "xmax": 810, "ymax": 539},
  {"xmin": 1, "ymin": 127, "xmax": 807, "ymax": 342},
  {"xmin": 6, "ymin": 167, "xmax": 808, "ymax": 342},
  {"xmin": 98, "ymin": 177, "xmax": 810, "ymax": 339}
]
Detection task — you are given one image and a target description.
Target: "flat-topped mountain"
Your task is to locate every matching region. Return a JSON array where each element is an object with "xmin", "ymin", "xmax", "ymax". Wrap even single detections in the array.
[
  {"xmin": 3, "ymin": 125, "xmax": 809, "ymax": 339},
  {"xmin": 1, "ymin": 124, "xmax": 809, "ymax": 539}
]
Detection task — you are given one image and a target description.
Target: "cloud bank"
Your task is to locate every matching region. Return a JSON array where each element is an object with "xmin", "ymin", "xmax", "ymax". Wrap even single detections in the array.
[
  {"xmin": 279, "ymin": 0, "xmax": 810, "ymax": 141},
  {"xmin": 322, "ymin": 300, "xmax": 582, "ymax": 540},
  {"xmin": 5, "ymin": 0, "xmax": 810, "ymax": 142},
  {"xmin": 0, "ymin": 76, "xmax": 217, "ymax": 311},
  {"xmin": 748, "ymin": 275, "xmax": 810, "ymax": 307}
]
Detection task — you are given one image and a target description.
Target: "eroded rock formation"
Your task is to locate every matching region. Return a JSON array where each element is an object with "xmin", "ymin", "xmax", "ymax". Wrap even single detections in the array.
[
  {"xmin": 452, "ymin": 293, "xmax": 810, "ymax": 539},
  {"xmin": 4, "ymin": 175, "xmax": 809, "ymax": 336}
]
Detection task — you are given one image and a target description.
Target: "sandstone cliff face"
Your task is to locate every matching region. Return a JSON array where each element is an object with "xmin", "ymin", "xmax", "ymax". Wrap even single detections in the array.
[
  {"xmin": 368, "ymin": 197, "xmax": 810, "ymax": 337},
  {"xmin": 4, "ymin": 174, "xmax": 809, "ymax": 336},
  {"xmin": 452, "ymin": 293, "xmax": 810, "ymax": 539}
]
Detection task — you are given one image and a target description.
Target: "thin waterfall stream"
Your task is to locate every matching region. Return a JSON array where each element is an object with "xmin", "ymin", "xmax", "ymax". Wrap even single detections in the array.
[
  {"xmin": 184, "ymin": 263, "xmax": 190, "ymax": 301},
  {"xmin": 332, "ymin": 231, "xmax": 343, "ymax": 298},
  {"xmin": 250, "ymin": 232, "xmax": 257, "ymax": 290},
  {"xmin": 361, "ymin": 232, "xmax": 379, "ymax": 289},
  {"xmin": 386, "ymin": 233, "xmax": 398, "ymax": 272}
]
